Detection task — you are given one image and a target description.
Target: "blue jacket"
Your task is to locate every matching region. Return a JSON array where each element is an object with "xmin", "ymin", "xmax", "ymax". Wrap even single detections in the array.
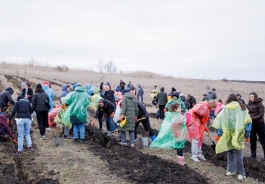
[
  {"xmin": 137, "ymin": 86, "xmax": 144, "ymax": 96},
  {"xmin": 116, "ymin": 86, "xmax": 121, "ymax": 92},
  {"xmin": 216, "ymin": 123, "xmax": 252, "ymax": 138},
  {"xmin": 59, "ymin": 85, "xmax": 69, "ymax": 104},
  {"xmin": 42, "ymin": 85, "xmax": 54, "ymax": 112}
]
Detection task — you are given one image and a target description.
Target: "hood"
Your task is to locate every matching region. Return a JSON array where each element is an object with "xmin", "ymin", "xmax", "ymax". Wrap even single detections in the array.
[
  {"xmin": 75, "ymin": 86, "xmax": 85, "ymax": 92},
  {"xmin": 122, "ymin": 89, "xmax": 130, "ymax": 95},
  {"xmin": 160, "ymin": 87, "xmax": 164, "ymax": 92},
  {"xmin": 171, "ymin": 87, "xmax": 176, "ymax": 92},
  {"xmin": 123, "ymin": 92, "xmax": 134, "ymax": 100},
  {"xmin": 208, "ymin": 91, "xmax": 213, "ymax": 94},
  {"xmin": 254, "ymin": 98, "xmax": 263, "ymax": 104},
  {"xmin": 5, "ymin": 87, "xmax": 14, "ymax": 95},
  {"xmin": 107, "ymin": 89, "xmax": 114, "ymax": 95},
  {"xmin": 42, "ymin": 84, "xmax": 50, "ymax": 91},
  {"xmin": 225, "ymin": 101, "xmax": 240, "ymax": 110},
  {"xmin": 179, "ymin": 92, "xmax": 185, "ymax": 97},
  {"xmin": 180, "ymin": 96, "xmax": 186, "ymax": 101},
  {"xmin": 62, "ymin": 84, "xmax": 68, "ymax": 92},
  {"xmin": 93, "ymin": 87, "xmax": 100, "ymax": 94},
  {"xmin": 85, "ymin": 84, "xmax": 92, "ymax": 89}
]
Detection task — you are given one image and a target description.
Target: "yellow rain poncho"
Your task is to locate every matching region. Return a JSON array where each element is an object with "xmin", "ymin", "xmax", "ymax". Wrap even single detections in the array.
[
  {"xmin": 150, "ymin": 112, "xmax": 187, "ymax": 149},
  {"xmin": 150, "ymin": 88, "xmax": 158, "ymax": 98},
  {"xmin": 212, "ymin": 101, "xmax": 252, "ymax": 154},
  {"xmin": 90, "ymin": 87, "xmax": 102, "ymax": 111}
]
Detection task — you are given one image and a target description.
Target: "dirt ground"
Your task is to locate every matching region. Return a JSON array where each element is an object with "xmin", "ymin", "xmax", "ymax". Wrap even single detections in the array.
[{"xmin": 1, "ymin": 74, "xmax": 265, "ymax": 184}]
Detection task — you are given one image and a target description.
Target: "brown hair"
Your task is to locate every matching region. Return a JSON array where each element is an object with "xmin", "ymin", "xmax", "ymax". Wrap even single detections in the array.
[
  {"xmin": 226, "ymin": 94, "xmax": 246, "ymax": 110},
  {"xmin": 26, "ymin": 81, "xmax": 31, "ymax": 87},
  {"xmin": 170, "ymin": 103, "xmax": 180, "ymax": 112},
  {"xmin": 248, "ymin": 92, "xmax": 258, "ymax": 104},
  {"xmin": 207, "ymin": 100, "xmax": 217, "ymax": 109},
  {"xmin": 218, "ymin": 99, "xmax": 222, "ymax": 103}
]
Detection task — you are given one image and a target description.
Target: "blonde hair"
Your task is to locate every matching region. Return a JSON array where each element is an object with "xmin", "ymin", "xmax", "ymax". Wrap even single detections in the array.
[{"xmin": 208, "ymin": 100, "xmax": 217, "ymax": 108}]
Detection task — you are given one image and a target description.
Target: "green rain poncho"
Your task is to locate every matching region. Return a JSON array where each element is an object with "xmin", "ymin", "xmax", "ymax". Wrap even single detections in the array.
[
  {"xmin": 150, "ymin": 111, "xmax": 187, "ymax": 149},
  {"xmin": 60, "ymin": 86, "xmax": 90, "ymax": 126},
  {"xmin": 165, "ymin": 98, "xmax": 186, "ymax": 112},
  {"xmin": 212, "ymin": 101, "xmax": 252, "ymax": 154}
]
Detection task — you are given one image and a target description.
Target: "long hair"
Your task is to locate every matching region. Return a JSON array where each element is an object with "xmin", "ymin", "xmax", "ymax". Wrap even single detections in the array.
[
  {"xmin": 169, "ymin": 103, "xmax": 180, "ymax": 112},
  {"xmin": 248, "ymin": 92, "xmax": 258, "ymax": 104},
  {"xmin": 225, "ymin": 94, "xmax": 246, "ymax": 110}
]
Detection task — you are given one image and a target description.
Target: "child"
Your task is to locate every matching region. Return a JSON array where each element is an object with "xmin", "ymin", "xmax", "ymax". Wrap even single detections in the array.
[
  {"xmin": 164, "ymin": 92, "xmax": 186, "ymax": 113},
  {"xmin": 150, "ymin": 103, "xmax": 188, "ymax": 166},
  {"xmin": 215, "ymin": 99, "xmax": 224, "ymax": 114}
]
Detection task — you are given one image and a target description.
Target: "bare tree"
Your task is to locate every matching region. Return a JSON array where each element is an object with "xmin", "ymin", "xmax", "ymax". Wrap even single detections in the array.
[
  {"xmin": 97, "ymin": 58, "xmax": 104, "ymax": 73},
  {"xmin": 29, "ymin": 57, "xmax": 38, "ymax": 66},
  {"xmin": 104, "ymin": 60, "xmax": 117, "ymax": 74}
]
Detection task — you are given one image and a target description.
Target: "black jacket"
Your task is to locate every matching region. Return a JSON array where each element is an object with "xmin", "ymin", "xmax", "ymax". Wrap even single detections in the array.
[
  {"xmin": 180, "ymin": 96, "xmax": 190, "ymax": 110},
  {"xmin": 157, "ymin": 87, "xmax": 168, "ymax": 105},
  {"xmin": 246, "ymin": 98, "xmax": 265, "ymax": 123},
  {"xmin": 0, "ymin": 87, "xmax": 15, "ymax": 109},
  {"xmin": 94, "ymin": 100, "xmax": 115, "ymax": 118},
  {"xmin": 9, "ymin": 99, "xmax": 32, "ymax": 120},
  {"xmin": 32, "ymin": 89, "xmax": 50, "ymax": 112},
  {"xmin": 21, "ymin": 88, "xmax": 34, "ymax": 103},
  {"xmin": 102, "ymin": 90, "xmax": 116, "ymax": 105},
  {"xmin": 188, "ymin": 95, "xmax": 196, "ymax": 108},
  {"xmin": 137, "ymin": 101, "xmax": 148, "ymax": 118}
]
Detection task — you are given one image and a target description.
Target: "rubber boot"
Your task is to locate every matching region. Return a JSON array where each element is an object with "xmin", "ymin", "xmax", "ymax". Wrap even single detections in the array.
[
  {"xmin": 151, "ymin": 135, "xmax": 156, "ymax": 141},
  {"xmin": 177, "ymin": 156, "xmax": 185, "ymax": 166}
]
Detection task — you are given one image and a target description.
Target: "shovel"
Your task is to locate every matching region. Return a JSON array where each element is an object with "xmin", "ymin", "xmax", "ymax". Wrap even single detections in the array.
[{"xmin": 205, "ymin": 125, "xmax": 216, "ymax": 152}]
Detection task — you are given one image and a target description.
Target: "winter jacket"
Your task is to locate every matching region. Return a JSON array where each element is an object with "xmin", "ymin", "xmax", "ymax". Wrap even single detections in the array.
[
  {"xmin": 119, "ymin": 92, "xmax": 138, "ymax": 132},
  {"xmin": 202, "ymin": 96, "xmax": 210, "ymax": 101},
  {"xmin": 188, "ymin": 95, "xmax": 196, "ymax": 108},
  {"xmin": 94, "ymin": 100, "xmax": 115, "ymax": 118},
  {"xmin": 9, "ymin": 99, "xmax": 32, "ymax": 120},
  {"xmin": 61, "ymin": 86, "xmax": 90, "ymax": 126},
  {"xmin": 21, "ymin": 88, "xmax": 34, "ymax": 103},
  {"xmin": 127, "ymin": 83, "xmax": 131, "ymax": 89},
  {"xmin": 246, "ymin": 98, "xmax": 265, "ymax": 123},
  {"xmin": 116, "ymin": 86, "xmax": 121, "ymax": 92},
  {"xmin": 137, "ymin": 101, "xmax": 148, "ymax": 118},
  {"xmin": 42, "ymin": 84, "xmax": 54, "ymax": 112},
  {"xmin": 59, "ymin": 85, "xmax": 69, "ymax": 104},
  {"xmin": 137, "ymin": 86, "xmax": 144, "ymax": 96},
  {"xmin": 208, "ymin": 91, "xmax": 217, "ymax": 100},
  {"xmin": 101, "ymin": 90, "xmax": 116, "ymax": 105},
  {"xmin": 32, "ymin": 88, "xmax": 50, "ymax": 112},
  {"xmin": 157, "ymin": 87, "xmax": 168, "ymax": 106},
  {"xmin": 179, "ymin": 93, "xmax": 190, "ymax": 110},
  {"xmin": 0, "ymin": 87, "xmax": 15, "ymax": 109},
  {"xmin": 0, "ymin": 113, "xmax": 15, "ymax": 140}
]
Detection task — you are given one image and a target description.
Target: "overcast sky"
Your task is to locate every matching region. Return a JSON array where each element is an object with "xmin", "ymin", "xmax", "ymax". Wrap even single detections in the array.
[{"xmin": 1, "ymin": 1, "xmax": 265, "ymax": 80}]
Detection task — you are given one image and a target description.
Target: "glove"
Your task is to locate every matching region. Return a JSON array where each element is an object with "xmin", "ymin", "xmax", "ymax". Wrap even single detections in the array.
[
  {"xmin": 119, "ymin": 114, "xmax": 125, "ymax": 122},
  {"xmin": 163, "ymin": 108, "xmax": 167, "ymax": 113},
  {"xmin": 204, "ymin": 127, "xmax": 209, "ymax": 132},
  {"xmin": 214, "ymin": 136, "xmax": 220, "ymax": 141},
  {"xmin": 7, "ymin": 119, "xmax": 11, "ymax": 125},
  {"xmin": 27, "ymin": 95, "xmax": 31, "ymax": 98},
  {"xmin": 91, "ymin": 119, "xmax": 96, "ymax": 126},
  {"xmin": 245, "ymin": 138, "xmax": 250, "ymax": 143},
  {"xmin": 13, "ymin": 139, "xmax": 18, "ymax": 144},
  {"xmin": 110, "ymin": 113, "xmax": 114, "ymax": 118},
  {"xmin": 16, "ymin": 91, "xmax": 19, "ymax": 95}
]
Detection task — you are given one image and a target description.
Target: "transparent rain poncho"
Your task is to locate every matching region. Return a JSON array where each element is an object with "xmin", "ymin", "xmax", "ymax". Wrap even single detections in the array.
[
  {"xmin": 150, "ymin": 112, "xmax": 188, "ymax": 149},
  {"xmin": 212, "ymin": 101, "xmax": 252, "ymax": 154},
  {"xmin": 90, "ymin": 87, "xmax": 102, "ymax": 111}
]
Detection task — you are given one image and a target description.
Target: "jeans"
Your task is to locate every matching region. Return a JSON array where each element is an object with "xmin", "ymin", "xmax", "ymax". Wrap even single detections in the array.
[
  {"xmin": 17, "ymin": 118, "xmax": 32, "ymax": 151},
  {"xmin": 36, "ymin": 111, "xmax": 48, "ymax": 136},
  {"xmin": 73, "ymin": 123, "xmax": 85, "ymax": 139},
  {"xmin": 98, "ymin": 113, "xmax": 116, "ymax": 131},
  {"xmin": 137, "ymin": 95, "xmax": 143, "ymax": 103},
  {"xmin": 120, "ymin": 131, "xmax": 134, "ymax": 145},
  {"xmin": 134, "ymin": 116, "xmax": 154, "ymax": 139},
  {"xmin": 227, "ymin": 149, "xmax": 245, "ymax": 176},
  {"xmin": 210, "ymin": 110, "xmax": 215, "ymax": 118}
]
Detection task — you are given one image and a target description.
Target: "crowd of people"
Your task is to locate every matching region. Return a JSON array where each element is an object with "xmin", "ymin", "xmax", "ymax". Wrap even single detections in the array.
[{"xmin": 0, "ymin": 79, "xmax": 265, "ymax": 181}]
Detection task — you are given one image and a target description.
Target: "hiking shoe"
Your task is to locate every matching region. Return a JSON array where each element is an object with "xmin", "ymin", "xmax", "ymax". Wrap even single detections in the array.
[
  {"xmin": 131, "ymin": 144, "xmax": 135, "ymax": 147},
  {"xmin": 226, "ymin": 171, "xmax": 236, "ymax": 176},
  {"xmin": 191, "ymin": 155, "xmax": 200, "ymax": 162},
  {"xmin": 238, "ymin": 174, "xmax": 246, "ymax": 180},
  {"xmin": 80, "ymin": 139, "xmax": 85, "ymax": 144},
  {"xmin": 112, "ymin": 129, "xmax": 117, "ymax": 133},
  {"xmin": 40, "ymin": 135, "xmax": 46, "ymax": 140},
  {"xmin": 107, "ymin": 131, "xmax": 112, "ymax": 137},
  {"xmin": 197, "ymin": 155, "xmax": 207, "ymax": 161},
  {"xmin": 64, "ymin": 135, "xmax": 73, "ymax": 139},
  {"xmin": 46, "ymin": 127, "xmax": 52, "ymax": 131},
  {"xmin": 15, "ymin": 151, "xmax": 22, "ymax": 155},
  {"xmin": 118, "ymin": 142, "xmax": 128, "ymax": 146},
  {"xmin": 73, "ymin": 139, "xmax": 78, "ymax": 143},
  {"xmin": 134, "ymin": 138, "xmax": 138, "ymax": 142},
  {"xmin": 28, "ymin": 145, "xmax": 34, "ymax": 151}
]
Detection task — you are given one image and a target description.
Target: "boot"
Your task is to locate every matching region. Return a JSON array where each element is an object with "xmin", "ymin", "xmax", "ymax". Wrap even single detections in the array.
[
  {"xmin": 151, "ymin": 135, "xmax": 156, "ymax": 141},
  {"xmin": 197, "ymin": 155, "xmax": 207, "ymax": 161},
  {"xmin": 177, "ymin": 156, "xmax": 186, "ymax": 166},
  {"xmin": 250, "ymin": 151, "xmax": 256, "ymax": 159},
  {"xmin": 191, "ymin": 155, "xmax": 200, "ymax": 162}
]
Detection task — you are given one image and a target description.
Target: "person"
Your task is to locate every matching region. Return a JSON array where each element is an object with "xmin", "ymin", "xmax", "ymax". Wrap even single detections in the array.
[
  {"xmin": 151, "ymin": 85, "xmax": 159, "ymax": 106},
  {"xmin": 9, "ymin": 96, "xmax": 34, "ymax": 154},
  {"xmin": 0, "ymin": 110, "xmax": 16, "ymax": 144},
  {"xmin": 118, "ymin": 89, "xmax": 138, "ymax": 147},
  {"xmin": 215, "ymin": 99, "xmax": 224, "ymax": 114},
  {"xmin": 208, "ymin": 88, "xmax": 217, "ymax": 119},
  {"xmin": 150, "ymin": 103, "xmax": 188, "ymax": 166},
  {"xmin": 59, "ymin": 84, "xmax": 72, "ymax": 139},
  {"xmin": 187, "ymin": 94, "xmax": 196, "ymax": 109},
  {"xmin": 236, "ymin": 94, "xmax": 246, "ymax": 106},
  {"xmin": 72, "ymin": 82, "xmax": 79, "ymax": 91},
  {"xmin": 137, "ymin": 85, "xmax": 144, "ymax": 103},
  {"xmin": 101, "ymin": 85, "xmax": 116, "ymax": 105},
  {"xmin": 135, "ymin": 101, "xmax": 156, "ymax": 141},
  {"xmin": 127, "ymin": 81, "xmax": 131, "ymax": 89},
  {"xmin": 61, "ymin": 85, "xmax": 90, "ymax": 144},
  {"xmin": 202, "ymin": 94, "xmax": 210, "ymax": 101},
  {"xmin": 168, "ymin": 87, "xmax": 177, "ymax": 101},
  {"xmin": 130, "ymin": 85, "xmax": 137, "ymax": 99},
  {"xmin": 213, "ymin": 94, "xmax": 252, "ymax": 180},
  {"xmin": 179, "ymin": 92, "xmax": 190, "ymax": 110},
  {"xmin": 106, "ymin": 82, "xmax": 111, "ymax": 90},
  {"xmin": 186, "ymin": 100, "xmax": 217, "ymax": 162},
  {"xmin": 99, "ymin": 82, "xmax": 104, "ymax": 92},
  {"xmin": 116, "ymin": 85, "xmax": 121, "ymax": 92},
  {"xmin": 120, "ymin": 80, "xmax": 126, "ymax": 92},
  {"xmin": 0, "ymin": 87, "xmax": 15, "ymax": 111},
  {"xmin": 92, "ymin": 99, "xmax": 116, "ymax": 136},
  {"xmin": 18, "ymin": 82, "xmax": 34, "ymax": 103},
  {"xmin": 157, "ymin": 87, "xmax": 168, "ymax": 120},
  {"xmin": 246, "ymin": 92, "xmax": 265, "ymax": 161},
  {"xmin": 42, "ymin": 81, "xmax": 54, "ymax": 112},
  {"xmin": 32, "ymin": 84, "xmax": 50, "ymax": 139},
  {"xmin": 90, "ymin": 87, "xmax": 103, "ymax": 111},
  {"xmin": 85, "ymin": 84, "xmax": 95, "ymax": 96},
  {"xmin": 165, "ymin": 93, "xmax": 186, "ymax": 113}
]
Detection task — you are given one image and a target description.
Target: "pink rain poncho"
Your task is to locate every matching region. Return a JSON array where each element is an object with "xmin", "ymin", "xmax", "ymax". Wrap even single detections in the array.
[{"xmin": 48, "ymin": 105, "xmax": 60, "ymax": 127}]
